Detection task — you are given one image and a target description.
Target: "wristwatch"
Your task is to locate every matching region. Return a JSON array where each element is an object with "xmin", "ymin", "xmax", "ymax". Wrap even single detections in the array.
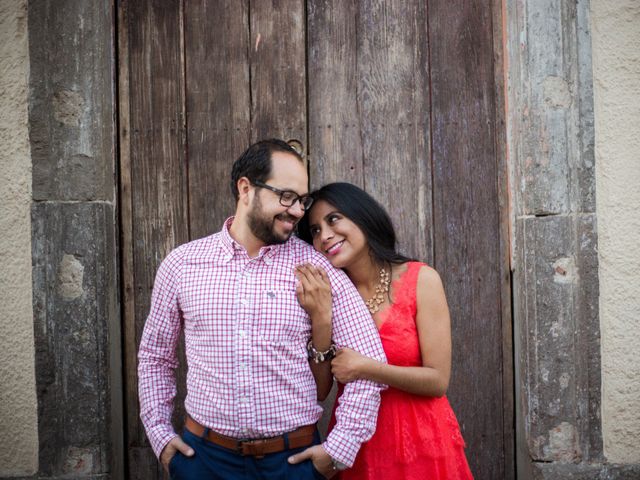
[
  {"xmin": 331, "ymin": 458, "xmax": 348, "ymax": 471},
  {"xmin": 306, "ymin": 339, "xmax": 337, "ymax": 364}
]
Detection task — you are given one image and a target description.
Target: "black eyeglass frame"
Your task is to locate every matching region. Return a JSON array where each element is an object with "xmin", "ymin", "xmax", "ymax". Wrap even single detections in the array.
[{"xmin": 250, "ymin": 180, "xmax": 314, "ymax": 211}]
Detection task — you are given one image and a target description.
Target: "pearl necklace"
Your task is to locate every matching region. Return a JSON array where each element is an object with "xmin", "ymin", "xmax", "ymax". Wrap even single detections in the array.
[{"xmin": 364, "ymin": 268, "xmax": 391, "ymax": 314}]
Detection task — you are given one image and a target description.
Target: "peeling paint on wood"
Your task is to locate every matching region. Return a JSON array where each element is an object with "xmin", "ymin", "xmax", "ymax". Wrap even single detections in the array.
[
  {"xmin": 28, "ymin": 0, "xmax": 115, "ymax": 202},
  {"xmin": 507, "ymin": 0, "xmax": 603, "ymax": 474},
  {"xmin": 28, "ymin": 0, "xmax": 122, "ymax": 477},
  {"xmin": 32, "ymin": 203, "xmax": 117, "ymax": 477}
]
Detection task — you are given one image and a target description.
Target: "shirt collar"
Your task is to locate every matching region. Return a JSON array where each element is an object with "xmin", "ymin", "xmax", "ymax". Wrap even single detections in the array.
[{"xmin": 220, "ymin": 216, "xmax": 287, "ymax": 263}]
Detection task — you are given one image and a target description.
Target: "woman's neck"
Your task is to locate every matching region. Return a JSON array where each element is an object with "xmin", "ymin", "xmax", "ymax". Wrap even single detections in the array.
[{"xmin": 345, "ymin": 256, "xmax": 385, "ymax": 299}]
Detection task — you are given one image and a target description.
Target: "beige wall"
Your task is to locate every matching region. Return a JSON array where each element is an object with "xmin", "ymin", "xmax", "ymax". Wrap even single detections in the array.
[
  {"xmin": 592, "ymin": 0, "xmax": 640, "ymax": 464},
  {"xmin": 0, "ymin": 0, "xmax": 38, "ymax": 476}
]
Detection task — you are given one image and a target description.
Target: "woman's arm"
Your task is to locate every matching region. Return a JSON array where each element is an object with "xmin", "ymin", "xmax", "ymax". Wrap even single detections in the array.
[
  {"xmin": 295, "ymin": 264, "xmax": 335, "ymax": 401},
  {"xmin": 331, "ymin": 266, "xmax": 451, "ymax": 397}
]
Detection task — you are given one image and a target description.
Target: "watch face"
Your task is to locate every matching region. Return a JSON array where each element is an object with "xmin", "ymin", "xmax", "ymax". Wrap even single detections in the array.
[{"xmin": 332, "ymin": 459, "xmax": 348, "ymax": 471}]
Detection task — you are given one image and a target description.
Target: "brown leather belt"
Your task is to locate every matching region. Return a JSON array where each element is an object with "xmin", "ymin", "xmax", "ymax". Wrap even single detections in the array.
[{"xmin": 185, "ymin": 417, "xmax": 316, "ymax": 458}]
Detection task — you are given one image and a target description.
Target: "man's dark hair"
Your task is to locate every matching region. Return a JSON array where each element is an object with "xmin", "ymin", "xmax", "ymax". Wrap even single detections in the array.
[
  {"xmin": 230, "ymin": 139, "xmax": 303, "ymax": 199},
  {"xmin": 298, "ymin": 182, "xmax": 414, "ymax": 267}
]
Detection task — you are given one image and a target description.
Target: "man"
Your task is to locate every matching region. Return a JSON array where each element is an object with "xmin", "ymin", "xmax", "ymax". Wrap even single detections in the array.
[{"xmin": 138, "ymin": 139, "xmax": 386, "ymax": 479}]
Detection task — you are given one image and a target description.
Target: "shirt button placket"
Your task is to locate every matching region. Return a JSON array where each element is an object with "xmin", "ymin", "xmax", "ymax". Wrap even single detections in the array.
[{"xmin": 236, "ymin": 262, "xmax": 254, "ymax": 433}]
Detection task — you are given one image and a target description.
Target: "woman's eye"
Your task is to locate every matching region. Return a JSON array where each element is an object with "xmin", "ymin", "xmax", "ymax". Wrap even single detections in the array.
[
  {"xmin": 309, "ymin": 227, "xmax": 320, "ymax": 238},
  {"xmin": 328, "ymin": 214, "xmax": 340, "ymax": 224}
]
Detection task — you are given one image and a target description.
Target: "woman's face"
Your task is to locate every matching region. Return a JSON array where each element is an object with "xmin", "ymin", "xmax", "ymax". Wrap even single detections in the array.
[{"xmin": 306, "ymin": 200, "xmax": 368, "ymax": 269}]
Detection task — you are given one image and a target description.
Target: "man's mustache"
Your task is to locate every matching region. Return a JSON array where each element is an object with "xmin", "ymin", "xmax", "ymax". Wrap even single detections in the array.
[{"xmin": 275, "ymin": 213, "xmax": 298, "ymax": 223}]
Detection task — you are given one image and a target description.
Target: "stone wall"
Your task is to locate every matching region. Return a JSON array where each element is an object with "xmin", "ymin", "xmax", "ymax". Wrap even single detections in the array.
[
  {"xmin": 0, "ymin": 0, "xmax": 38, "ymax": 475},
  {"xmin": 592, "ymin": 0, "xmax": 640, "ymax": 465}
]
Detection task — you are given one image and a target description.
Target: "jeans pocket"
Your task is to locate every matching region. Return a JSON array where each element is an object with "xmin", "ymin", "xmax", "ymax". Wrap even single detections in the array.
[
  {"xmin": 309, "ymin": 460, "xmax": 327, "ymax": 480},
  {"xmin": 168, "ymin": 452, "xmax": 181, "ymax": 479}
]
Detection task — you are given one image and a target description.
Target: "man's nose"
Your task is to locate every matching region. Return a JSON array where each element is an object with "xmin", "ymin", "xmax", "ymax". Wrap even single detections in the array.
[{"xmin": 287, "ymin": 200, "xmax": 305, "ymax": 218}]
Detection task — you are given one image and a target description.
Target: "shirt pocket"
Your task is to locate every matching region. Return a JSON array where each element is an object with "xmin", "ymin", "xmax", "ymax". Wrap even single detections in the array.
[{"xmin": 257, "ymin": 288, "xmax": 310, "ymax": 344}]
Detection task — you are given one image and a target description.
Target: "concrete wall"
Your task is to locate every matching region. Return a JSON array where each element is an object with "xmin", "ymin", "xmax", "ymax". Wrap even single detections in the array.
[
  {"xmin": 0, "ymin": 0, "xmax": 39, "ymax": 476},
  {"xmin": 592, "ymin": 0, "xmax": 640, "ymax": 464}
]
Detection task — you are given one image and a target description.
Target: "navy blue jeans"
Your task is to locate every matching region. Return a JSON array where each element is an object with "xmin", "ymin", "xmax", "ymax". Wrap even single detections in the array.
[{"xmin": 169, "ymin": 428, "xmax": 326, "ymax": 480}]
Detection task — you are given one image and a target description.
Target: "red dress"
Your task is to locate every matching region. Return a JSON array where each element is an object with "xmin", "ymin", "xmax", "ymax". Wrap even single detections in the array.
[{"xmin": 333, "ymin": 262, "xmax": 473, "ymax": 480}]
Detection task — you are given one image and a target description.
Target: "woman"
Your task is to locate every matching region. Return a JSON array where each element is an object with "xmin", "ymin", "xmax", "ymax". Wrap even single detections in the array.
[{"xmin": 295, "ymin": 183, "xmax": 473, "ymax": 480}]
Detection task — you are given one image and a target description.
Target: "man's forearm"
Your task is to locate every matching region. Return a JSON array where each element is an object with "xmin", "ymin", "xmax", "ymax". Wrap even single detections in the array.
[
  {"xmin": 309, "ymin": 313, "xmax": 334, "ymax": 400},
  {"xmin": 322, "ymin": 378, "xmax": 383, "ymax": 467}
]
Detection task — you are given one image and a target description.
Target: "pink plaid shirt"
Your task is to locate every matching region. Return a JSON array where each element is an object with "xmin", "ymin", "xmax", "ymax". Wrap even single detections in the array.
[{"xmin": 138, "ymin": 217, "xmax": 386, "ymax": 466}]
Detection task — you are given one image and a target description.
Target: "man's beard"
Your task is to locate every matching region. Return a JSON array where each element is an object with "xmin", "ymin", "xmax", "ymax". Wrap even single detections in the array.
[{"xmin": 247, "ymin": 193, "xmax": 298, "ymax": 245}]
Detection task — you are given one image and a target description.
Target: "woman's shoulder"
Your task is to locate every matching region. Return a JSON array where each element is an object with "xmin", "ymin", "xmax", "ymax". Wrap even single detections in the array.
[
  {"xmin": 399, "ymin": 261, "xmax": 441, "ymax": 283},
  {"xmin": 414, "ymin": 264, "xmax": 447, "ymax": 308}
]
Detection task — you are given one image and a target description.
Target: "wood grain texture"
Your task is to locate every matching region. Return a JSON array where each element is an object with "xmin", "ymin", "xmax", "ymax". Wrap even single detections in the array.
[
  {"xmin": 28, "ymin": 0, "xmax": 122, "ymax": 476},
  {"xmin": 29, "ymin": 0, "xmax": 115, "ymax": 202},
  {"xmin": 249, "ymin": 0, "xmax": 307, "ymax": 145},
  {"xmin": 515, "ymin": 214, "xmax": 601, "ymax": 463},
  {"xmin": 308, "ymin": 0, "xmax": 433, "ymax": 263},
  {"xmin": 31, "ymin": 203, "xmax": 116, "ymax": 476},
  {"xmin": 117, "ymin": 1, "xmax": 136, "ymax": 476},
  {"xmin": 120, "ymin": 2, "xmax": 513, "ymax": 477},
  {"xmin": 492, "ymin": 0, "xmax": 515, "ymax": 476},
  {"xmin": 428, "ymin": 1, "xmax": 506, "ymax": 478},
  {"xmin": 185, "ymin": 0, "xmax": 251, "ymax": 239},
  {"xmin": 125, "ymin": 1, "xmax": 189, "ymax": 477},
  {"xmin": 358, "ymin": 0, "xmax": 433, "ymax": 263},
  {"xmin": 307, "ymin": 0, "xmax": 364, "ymax": 188},
  {"xmin": 510, "ymin": 0, "xmax": 595, "ymax": 216},
  {"xmin": 507, "ymin": 0, "xmax": 603, "ymax": 472}
]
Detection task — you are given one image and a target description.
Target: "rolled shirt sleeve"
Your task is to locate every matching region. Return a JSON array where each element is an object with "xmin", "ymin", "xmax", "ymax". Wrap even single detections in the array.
[{"xmin": 320, "ymin": 265, "xmax": 387, "ymax": 467}]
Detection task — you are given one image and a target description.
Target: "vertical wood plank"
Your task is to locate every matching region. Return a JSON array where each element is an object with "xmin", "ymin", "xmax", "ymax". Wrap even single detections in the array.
[
  {"xmin": 28, "ymin": 0, "xmax": 122, "ymax": 476},
  {"xmin": 125, "ymin": 1, "xmax": 188, "ymax": 478},
  {"xmin": 306, "ymin": 2, "xmax": 367, "ymax": 436},
  {"xmin": 185, "ymin": 0, "xmax": 251, "ymax": 239},
  {"xmin": 507, "ymin": 0, "xmax": 602, "ymax": 472},
  {"xmin": 32, "ymin": 203, "xmax": 117, "ymax": 477},
  {"xmin": 307, "ymin": 0, "xmax": 364, "ymax": 188},
  {"xmin": 492, "ymin": 0, "xmax": 515, "ymax": 477},
  {"xmin": 308, "ymin": 0, "xmax": 433, "ymax": 263},
  {"xmin": 117, "ymin": 1, "xmax": 136, "ymax": 478},
  {"xmin": 250, "ymin": 0, "xmax": 306, "ymax": 146},
  {"xmin": 515, "ymin": 214, "xmax": 600, "ymax": 463},
  {"xmin": 428, "ymin": 1, "xmax": 505, "ymax": 478},
  {"xmin": 357, "ymin": 0, "xmax": 433, "ymax": 263}
]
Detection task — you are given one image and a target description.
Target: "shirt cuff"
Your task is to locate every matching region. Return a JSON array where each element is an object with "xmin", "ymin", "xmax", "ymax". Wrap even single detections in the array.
[
  {"xmin": 147, "ymin": 424, "xmax": 179, "ymax": 459},
  {"xmin": 322, "ymin": 430, "xmax": 361, "ymax": 468}
]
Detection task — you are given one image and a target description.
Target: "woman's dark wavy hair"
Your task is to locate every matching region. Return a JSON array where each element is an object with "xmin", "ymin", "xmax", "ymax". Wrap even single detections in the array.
[{"xmin": 297, "ymin": 182, "xmax": 413, "ymax": 267}]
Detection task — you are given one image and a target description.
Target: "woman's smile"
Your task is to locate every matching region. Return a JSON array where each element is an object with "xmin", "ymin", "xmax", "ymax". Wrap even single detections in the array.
[{"xmin": 325, "ymin": 240, "xmax": 344, "ymax": 255}]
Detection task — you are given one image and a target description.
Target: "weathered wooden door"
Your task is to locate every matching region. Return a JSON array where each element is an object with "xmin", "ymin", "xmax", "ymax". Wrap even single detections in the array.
[{"xmin": 119, "ymin": 1, "xmax": 512, "ymax": 478}]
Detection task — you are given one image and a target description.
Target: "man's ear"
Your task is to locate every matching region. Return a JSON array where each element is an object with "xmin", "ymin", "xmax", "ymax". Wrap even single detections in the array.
[{"xmin": 237, "ymin": 177, "xmax": 252, "ymax": 205}]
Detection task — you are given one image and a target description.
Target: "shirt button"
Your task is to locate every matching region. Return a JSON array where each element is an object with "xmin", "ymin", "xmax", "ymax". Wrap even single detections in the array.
[{"xmin": 239, "ymin": 330, "xmax": 246, "ymax": 338}]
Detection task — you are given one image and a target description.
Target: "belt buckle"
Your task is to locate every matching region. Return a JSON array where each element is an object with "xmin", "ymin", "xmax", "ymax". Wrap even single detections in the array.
[{"xmin": 241, "ymin": 438, "xmax": 268, "ymax": 458}]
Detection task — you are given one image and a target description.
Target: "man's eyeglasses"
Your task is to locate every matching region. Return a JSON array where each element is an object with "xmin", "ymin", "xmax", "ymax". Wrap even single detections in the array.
[{"xmin": 251, "ymin": 180, "xmax": 314, "ymax": 211}]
